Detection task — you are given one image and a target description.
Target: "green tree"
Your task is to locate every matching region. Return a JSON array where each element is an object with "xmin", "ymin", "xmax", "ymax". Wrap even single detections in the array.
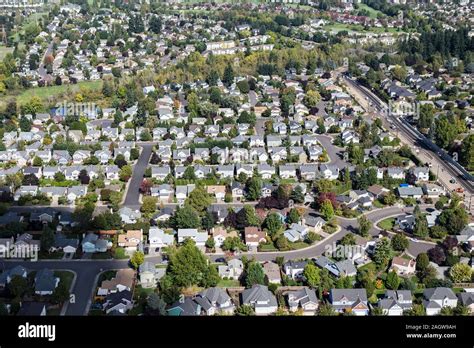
[
  {"xmin": 245, "ymin": 261, "xmax": 265, "ymax": 287},
  {"xmin": 119, "ymin": 165, "xmax": 133, "ymax": 182},
  {"xmin": 340, "ymin": 233, "xmax": 356, "ymax": 246},
  {"xmin": 264, "ymin": 212, "xmax": 283, "ymax": 237},
  {"xmin": 404, "ymin": 303, "xmax": 426, "ymax": 316},
  {"xmin": 185, "ymin": 186, "xmax": 213, "ymax": 213},
  {"xmin": 371, "ymin": 306, "xmax": 386, "ymax": 316},
  {"xmin": 182, "ymin": 166, "xmax": 197, "ymax": 180},
  {"xmin": 19, "ymin": 116, "xmax": 32, "ymax": 132},
  {"xmin": 287, "ymin": 208, "xmax": 301, "ymax": 224},
  {"xmin": 303, "ymin": 89, "xmax": 321, "ymax": 108},
  {"xmin": 438, "ymin": 207, "xmax": 468, "ymax": 235},
  {"xmin": 32, "ymin": 156, "xmax": 43, "ymax": 167},
  {"xmin": 413, "ymin": 214, "xmax": 429, "ymax": 238},
  {"xmin": 416, "ymin": 253, "xmax": 429, "ymax": 271},
  {"xmin": 146, "ymin": 293, "xmax": 167, "ymax": 315},
  {"xmin": 201, "ymin": 211, "xmax": 215, "ymax": 231},
  {"xmin": 8, "ymin": 275, "xmax": 28, "ymax": 297},
  {"xmin": 235, "ymin": 304, "xmax": 255, "ymax": 316},
  {"xmin": 290, "ymin": 186, "xmax": 304, "ymax": 204},
  {"xmin": 51, "ymin": 281, "xmax": 70, "ymax": 304},
  {"xmin": 40, "ymin": 226, "xmax": 55, "ymax": 252},
  {"xmin": 130, "ymin": 251, "xmax": 145, "ymax": 269},
  {"xmin": 303, "ymin": 263, "xmax": 320, "ymax": 288},
  {"xmin": 460, "ymin": 134, "xmax": 474, "ymax": 171},
  {"xmin": 141, "ymin": 196, "xmax": 158, "ymax": 214},
  {"xmin": 173, "ymin": 206, "xmax": 201, "ymax": 229},
  {"xmin": 320, "ymin": 199, "xmax": 334, "ymax": 220},
  {"xmin": 391, "ymin": 233, "xmax": 409, "ymax": 251},
  {"xmin": 382, "ymin": 192, "xmax": 397, "ymax": 205},
  {"xmin": 386, "ymin": 270, "xmax": 400, "ymax": 290},
  {"xmin": 167, "ymin": 239, "xmax": 217, "ymax": 288},
  {"xmin": 246, "ymin": 176, "xmax": 262, "ymax": 201},
  {"xmin": 449, "ymin": 263, "xmax": 472, "ymax": 283},
  {"xmin": 223, "ymin": 63, "xmax": 234, "ymax": 87},
  {"xmin": 373, "ymin": 237, "xmax": 393, "ymax": 267},
  {"xmin": 318, "ymin": 303, "xmax": 338, "ymax": 316},
  {"xmin": 243, "ymin": 205, "xmax": 260, "ymax": 227},
  {"xmin": 357, "ymin": 215, "xmax": 372, "ymax": 237}
]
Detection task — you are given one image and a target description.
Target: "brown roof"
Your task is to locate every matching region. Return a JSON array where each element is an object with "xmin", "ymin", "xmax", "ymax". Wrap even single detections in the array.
[
  {"xmin": 391, "ymin": 256, "xmax": 415, "ymax": 268},
  {"xmin": 98, "ymin": 230, "xmax": 120, "ymax": 235},
  {"xmin": 118, "ymin": 230, "xmax": 143, "ymax": 247},
  {"xmin": 207, "ymin": 185, "xmax": 226, "ymax": 194},
  {"xmin": 367, "ymin": 185, "xmax": 386, "ymax": 196},
  {"xmin": 100, "ymin": 269, "xmax": 135, "ymax": 291},
  {"xmin": 211, "ymin": 226, "xmax": 238, "ymax": 239},
  {"xmin": 244, "ymin": 227, "xmax": 266, "ymax": 244}
]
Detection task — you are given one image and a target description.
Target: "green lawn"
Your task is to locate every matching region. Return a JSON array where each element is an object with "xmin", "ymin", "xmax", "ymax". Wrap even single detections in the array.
[
  {"xmin": 290, "ymin": 242, "xmax": 312, "ymax": 250},
  {"xmin": 259, "ymin": 244, "xmax": 278, "ymax": 252},
  {"xmin": 357, "ymin": 3, "xmax": 384, "ymax": 19},
  {"xmin": 14, "ymin": 80, "xmax": 103, "ymax": 105},
  {"xmin": 217, "ymin": 279, "xmax": 241, "ymax": 288},
  {"xmin": 92, "ymin": 252, "xmax": 113, "ymax": 260},
  {"xmin": 0, "ymin": 46, "xmax": 13, "ymax": 60},
  {"xmin": 38, "ymin": 251, "xmax": 64, "ymax": 260},
  {"xmin": 373, "ymin": 200, "xmax": 385, "ymax": 208},
  {"xmin": 54, "ymin": 271, "xmax": 75, "ymax": 291},
  {"xmin": 323, "ymin": 23, "xmax": 400, "ymax": 34},
  {"xmin": 377, "ymin": 218, "xmax": 395, "ymax": 231}
]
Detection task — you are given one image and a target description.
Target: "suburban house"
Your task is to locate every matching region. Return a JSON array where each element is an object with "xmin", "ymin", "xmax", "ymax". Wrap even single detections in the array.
[
  {"xmin": 103, "ymin": 290, "xmax": 133, "ymax": 315},
  {"xmin": 97, "ymin": 269, "xmax": 135, "ymax": 296},
  {"xmin": 283, "ymin": 223, "xmax": 309, "ymax": 242},
  {"xmin": 81, "ymin": 233, "xmax": 108, "ymax": 253},
  {"xmin": 376, "ymin": 290, "xmax": 413, "ymax": 316},
  {"xmin": 286, "ymin": 287, "xmax": 319, "ymax": 315},
  {"xmin": 283, "ymin": 260, "xmax": 308, "ymax": 280},
  {"xmin": 167, "ymin": 297, "xmax": 201, "ymax": 316},
  {"xmin": 0, "ymin": 265, "xmax": 28, "ymax": 289},
  {"xmin": 218, "ymin": 259, "xmax": 244, "ymax": 280},
  {"xmin": 241, "ymin": 284, "xmax": 278, "ymax": 315},
  {"xmin": 139, "ymin": 262, "xmax": 163, "ymax": 289},
  {"xmin": 194, "ymin": 287, "xmax": 235, "ymax": 315},
  {"xmin": 244, "ymin": 227, "xmax": 266, "ymax": 249},
  {"xmin": 177, "ymin": 229, "xmax": 208, "ymax": 247},
  {"xmin": 390, "ymin": 256, "xmax": 416, "ymax": 276},
  {"xmin": 262, "ymin": 261, "xmax": 282, "ymax": 284},
  {"xmin": 330, "ymin": 288, "xmax": 369, "ymax": 316},
  {"xmin": 117, "ymin": 230, "xmax": 143, "ymax": 253},
  {"xmin": 148, "ymin": 227, "xmax": 174, "ymax": 252},
  {"xmin": 397, "ymin": 186, "xmax": 423, "ymax": 199},
  {"xmin": 118, "ymin": 207, "xmax": 142, "ymax": 224},
  {"xmin": 34, "ymin": 269, "xmax": 60, "ymax": 296},
  {"xmin": 423, "ymin": 287, "xmax": 458, "ymax": 316},
  {"xmin": 458, "ymin": 292, "xmax": 474, "ymax": 314}
]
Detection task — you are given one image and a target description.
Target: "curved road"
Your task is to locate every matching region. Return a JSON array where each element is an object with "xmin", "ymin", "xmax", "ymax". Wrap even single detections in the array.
[{"xmin": 1, "ymin": 204, "xmax": 435, "ymax": 315}]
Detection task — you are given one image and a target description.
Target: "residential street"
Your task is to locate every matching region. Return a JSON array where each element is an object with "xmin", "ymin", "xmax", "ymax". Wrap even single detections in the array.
[
  {"xmin": 1, "ymin": 205, "xmax": 434, "ymax": 315},
  {"xmin": 122, "ymin": 143, "xmax": 153, "ymax": 207}
]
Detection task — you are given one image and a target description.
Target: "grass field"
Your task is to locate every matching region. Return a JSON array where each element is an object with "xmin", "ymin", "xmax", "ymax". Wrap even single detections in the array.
[
  {"xmin": 3, "ymin": 80, "xmax": 103, "ymax": 107},
  {"xmin": 323, "ymin": 23, "xmax": 399, "ymax": 34},
  {"xmin": 357, "ymin": 3, "xmax": 384, "ymax": 19},
  {"xmin": 217, "ymin": 279, "xmax": 241, "ymax": 287},
  {"xmin": 0, "ymin": 46, "xmax": 13, "ymax": 60}
]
